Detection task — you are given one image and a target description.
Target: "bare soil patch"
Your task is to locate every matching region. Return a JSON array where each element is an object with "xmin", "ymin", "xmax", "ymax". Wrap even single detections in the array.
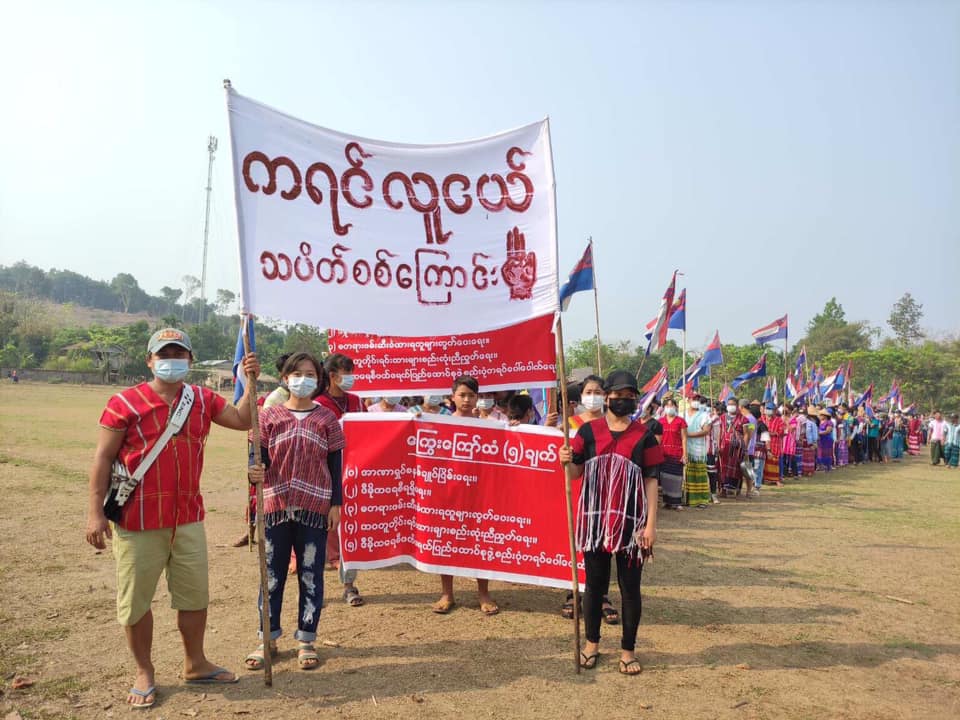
[{"xmin": 1, "ymin": 383, "xmax": 958, "ymax": 719}]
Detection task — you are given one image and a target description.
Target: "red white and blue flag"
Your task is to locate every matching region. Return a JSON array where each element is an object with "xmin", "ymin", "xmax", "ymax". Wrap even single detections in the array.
[
  {"xmin": 852, "ymin": 383, "xmax": 874, "ymax": 409},
  {"xmin": 795, "ymin": 345, "xmax": 807, "ymax": 376},
  {"xmin": 731, "ymin": 352, "xmax": 767, "ymax": 389},
  {"xmin": 644, "ymin": 271, "xmax": 677, "ymax": 355},
  {"xmin": 643, "ymin": 288, "xmax": 686, "ymax": 340},
  {"xmin": 639, "ymin": 366, "xmax": 670, "ymax": 411},
  {"xmin": 752, "ymin": 315, "xmax": 788, "ymax": 346},
  {"xmin": 719, "ymin": 383, "xmax": 734, "ymax": 402},
  {"xmin": 702, "ymin": 330, "xmax": 724, "ymax": 368},
  {"xmin": 558, "ymin": 241, "xmax": 595, "ymax": 312}
]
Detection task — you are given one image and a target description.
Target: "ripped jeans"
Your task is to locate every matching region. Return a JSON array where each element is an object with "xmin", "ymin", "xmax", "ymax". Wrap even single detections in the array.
[{"xmin": 258, "ymin": 520, "xmax": 327, "ymax": 643}]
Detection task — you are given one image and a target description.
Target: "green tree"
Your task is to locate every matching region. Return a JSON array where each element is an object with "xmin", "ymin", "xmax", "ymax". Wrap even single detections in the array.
[
  {"xmin": 215, "ymin": 289, "xmax": 236, "ymax": 316},
  {"xmin": 888, "ymin": 292, "xmax": 924, "ymax": 346},
  {"xmin": 798, "ymin": 298, "xmax": 872, "ymax": 359},
  {"xmin": 111, "ymin": 273, "xmax": 141, "ymax": 313},
  {"xmin": 282, "ymin": 324, "xmax": 329, "ymax": 362},
  {"xmin": 160, "ymin": 286, "xmax": 183, "ymax": 315}
]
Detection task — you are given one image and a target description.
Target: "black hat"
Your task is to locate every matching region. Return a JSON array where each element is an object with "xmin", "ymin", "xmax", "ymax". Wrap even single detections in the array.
[{"xmin": 605, "ymin": 370, "xmax": 638, "ymax": 393}]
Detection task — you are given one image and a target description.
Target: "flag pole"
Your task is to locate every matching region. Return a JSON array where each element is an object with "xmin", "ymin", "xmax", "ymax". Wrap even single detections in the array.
[
  {"xmin": 555, "ymin": 314, "xmax": 582, "ymax": 674},
  {"xmin": 242, "ymin": 314, "xmax": 272, "ymax": 687},
  {"xmin": 589, "ymin": 237, "xmax": 602, "ymax": 375},
  {"xmin": 783, "ymin": 333, "xmax": 788, "ymax": 408}
]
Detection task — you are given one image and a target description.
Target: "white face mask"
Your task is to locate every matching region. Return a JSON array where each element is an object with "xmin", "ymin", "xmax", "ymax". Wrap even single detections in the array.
[
  {"xmin": 385, "ymin": 396, "xmax": 401, "ymax": 405},
  {"xmin": 153, "ymin": 358, "xmax": 190, "ymax": 383},
  {"xmin": 581, "ymin": 394, "xmax": 604, "ymax": 412},
  {"xmin": 426, "ymin": 395, "xmax": 444, "ymax": 406},
  {"xmin": 477, "ymin": 398, "xmax": 494, "ymax": 411},
  {"xmin": 665, "ymin": 406, "xmax": 678, "ymax": 417},
  {"xmin": 337, "ymin": 373, "xmax": 355, "ymax": 391},
  {"xmin": 690, "ymin": 401, "xmax": 700, "ymax": 410},
  {"xmin": 727, "ymin": 405, "xmax": 738, "ymax": 415},
  {"xmin": 287, "ymin": 376, "xmax": 318, "ymax": 398}
]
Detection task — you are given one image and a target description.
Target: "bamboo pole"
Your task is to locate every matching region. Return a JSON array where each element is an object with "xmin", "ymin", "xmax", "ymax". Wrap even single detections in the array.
[
  {"xmin": 555, "ymin": 315, "xmax": 582, "ymax": 674},
  {"xmin": 242, "ymin": 315, "xmax": 272, "ymax": 687},
  {"xmin": 590, "ymin": 238, "xmax": 603, "ymax": 375}
]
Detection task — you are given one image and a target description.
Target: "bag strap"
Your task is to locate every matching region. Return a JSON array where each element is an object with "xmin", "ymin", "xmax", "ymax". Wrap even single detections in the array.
[{"xmin": 130, "ymin": 384, "xmax": 195, "ymax": 481}]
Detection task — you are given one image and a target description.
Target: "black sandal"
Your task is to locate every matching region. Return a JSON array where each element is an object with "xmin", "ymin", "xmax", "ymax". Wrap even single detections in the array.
[
  {"xmin": 619, "ymin": 658, "xmax": 643, "ymax": 675},
  {"xmin": 560, "ymin": 592, "xmax": 581, "ymax": 620},
  {"xmin": 601, "ymin": 598, "xmax": 620, "ymax": 625},
  {"xmin": 579, "ymin": 651, "xmax": 599, "ymax": 670}
]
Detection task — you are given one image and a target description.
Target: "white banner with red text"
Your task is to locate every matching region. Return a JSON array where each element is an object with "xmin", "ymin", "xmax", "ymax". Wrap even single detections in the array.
[
  {"xmin": 339, "ymin": 414, "xmax": 584, "ymax": 589},
  {"xmin": 226, "ymin": 87, "xmax": 559, "ymax": 336},
  {"xmin": 327, "ymin": 314, "xmax": 558, "ymax": 396}
]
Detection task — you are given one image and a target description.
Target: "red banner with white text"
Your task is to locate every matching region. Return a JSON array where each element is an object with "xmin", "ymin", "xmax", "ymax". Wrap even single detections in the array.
[
  {"xmin": 339, "ymin": 414, "xmax": 584, "ymax": 589},
  {"xmin": 328, "ymin": 314, "xmax": 558, "ymax": 396}
]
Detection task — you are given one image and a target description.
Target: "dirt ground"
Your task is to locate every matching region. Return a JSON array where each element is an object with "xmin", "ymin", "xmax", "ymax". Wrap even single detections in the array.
[{"xmin": 1, "ymin": 383, "xmax": 958, "ymax": 720}]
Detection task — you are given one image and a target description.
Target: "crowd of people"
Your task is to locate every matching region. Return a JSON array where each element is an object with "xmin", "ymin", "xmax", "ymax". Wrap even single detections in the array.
[{"xmin": 84, "ymin": 328, "xmax": 958, "ymax": 706}]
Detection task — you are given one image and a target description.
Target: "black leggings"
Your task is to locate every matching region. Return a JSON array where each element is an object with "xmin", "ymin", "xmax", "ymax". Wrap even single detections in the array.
[
  {"xmin": 583, "ymin": 550, "xmax": 643, "ymax": 651},
  {"xmin": 869, "ymin": 437, "xmax": 882, "ymax": 462}
]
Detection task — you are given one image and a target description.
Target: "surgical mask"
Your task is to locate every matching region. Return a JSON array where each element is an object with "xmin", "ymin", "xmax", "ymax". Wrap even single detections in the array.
[
  {"xmin": 665, "ymin": 407, "xmax": 677, "ymax": 417},
  {"xmin": 765, "ymin": 409, "xmax": 774, "ymax": 417},
  {"xmin": 287, "ymin": 376, "xmax": 318, "ymax": 398},
  {"xmin": 338, "ymin": 373, "xmax": 355, "ymax": 391},
  {"xmin": 369, "ymin": 396, "xmax": 382, "ymax": 404},
  {"xmin": 426, "ymin": 395, "xmax": 444, "ymax": 406},
  {"xmin": 477, "ymin": 398, "xmax": 495, "ymax": 411},
  {"xmin": 691, "ymin": 401, "xmax": 700, "ymax": 410},
  {"xmin": 607, "ymin": 397, "xmax": 637, "ymax": 417},
  {"xmin": 153, "ymin": 358, "xmax": 190, "ymax": 383},
  {"xmin": 727, "ymin": 405, "xmax": 738, "ymax": 415},
  {"xmin": 385, "ymin": 397, "xmax": 401, "ymax": 405},
  {"xmin": 581, "ymin": 394, "xmax": 604, "ymax": 412}
]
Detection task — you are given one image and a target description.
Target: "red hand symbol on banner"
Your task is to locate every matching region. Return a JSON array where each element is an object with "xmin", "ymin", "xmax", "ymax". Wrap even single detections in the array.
[{"xmin": 500, "ymin": 226, "xmax": 536, "ymax": 300}]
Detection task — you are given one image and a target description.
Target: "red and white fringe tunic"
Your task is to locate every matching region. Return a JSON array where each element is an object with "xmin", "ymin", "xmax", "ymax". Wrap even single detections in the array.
[{"xmin": 571, "ymin": 418, "xmax": 658, "ymax": 554}]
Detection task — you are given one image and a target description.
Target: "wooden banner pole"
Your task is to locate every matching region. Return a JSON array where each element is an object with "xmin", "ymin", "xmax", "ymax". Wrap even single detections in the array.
[{"xmin": 242, "ymin": 314, "xmax": 272, "ymax": 687}]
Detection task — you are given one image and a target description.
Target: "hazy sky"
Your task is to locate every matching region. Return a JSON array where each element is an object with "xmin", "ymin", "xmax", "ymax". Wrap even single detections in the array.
[{"xmin": 1, "ymin": 0, "xmax": 957, "ymax": 352}]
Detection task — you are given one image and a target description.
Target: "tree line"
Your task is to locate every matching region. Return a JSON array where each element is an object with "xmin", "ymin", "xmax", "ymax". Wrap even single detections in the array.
[
  {"xmin": 1, "ymin": 262, "xmax": 956, "ymax": 410},
  {"xmin": 565, "ymin": 294, "xmax": 959, "ymax": 411}
]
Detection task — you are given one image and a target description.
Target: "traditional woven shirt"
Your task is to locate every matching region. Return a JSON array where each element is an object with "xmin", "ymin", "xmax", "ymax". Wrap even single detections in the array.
[
  {"xmin": 100, "ymin": 383, "xmax": 226, "ymax": 531},
  {"xmin": 571, "ymin": 418, "xmax": 659, "ymax": 554},
  {"xmin": 258, "ymin": 404, "xmax": 345, "ymax": 528}
]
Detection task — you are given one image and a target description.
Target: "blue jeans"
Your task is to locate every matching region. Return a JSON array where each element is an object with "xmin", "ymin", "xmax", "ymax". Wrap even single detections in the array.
[{"xmin": 259, "ymin": 520, "xmax": 327, "ymax": 642}]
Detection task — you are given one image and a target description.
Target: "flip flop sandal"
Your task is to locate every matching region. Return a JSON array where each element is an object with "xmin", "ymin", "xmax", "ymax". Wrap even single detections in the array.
[
  {"xmin": 432, "ymin": 599, "xmax": 456, "ymax": 614},
  {"xmin": 184, "ymin": 666, "xmax": 239, "ymax": 684},
  {"xmin": 579, "ymin": 652, "xmax": 599, "ymax": 670},
  {"xmin": 480, "ymin": 602, "xmax": 500, "ymax": 616},
  {"xmin": 619, "ymin": 659, "xmax": 643, "ymax": 675},
  {"xmin": 298, "ymin": 643, "xmax": 320, "ymax": 670},
  {"xmin": 127, "ymin": 685, "xmax": 156, "ymax": 709},
  {"xmin": 343, "ymin": 587, "xmax": 365, "ymax": 607}
]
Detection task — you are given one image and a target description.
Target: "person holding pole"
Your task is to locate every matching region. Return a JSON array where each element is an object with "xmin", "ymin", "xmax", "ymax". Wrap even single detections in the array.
[
  {"xmin": 558, "ymin": 370, "xmax": 660, "ymax": 675},
  {"xmin": 245, "ymin": 352, "xmax": 344, "ymax": 672},
  {"xmin": 85, "ymin": 328, "xmax": 260, "ymax": 708}
]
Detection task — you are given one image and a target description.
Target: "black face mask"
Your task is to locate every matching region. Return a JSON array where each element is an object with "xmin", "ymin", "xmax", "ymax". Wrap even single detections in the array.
[{"xmin": 608, "ymin": 397, "xmax": 637, "ymax": 417}]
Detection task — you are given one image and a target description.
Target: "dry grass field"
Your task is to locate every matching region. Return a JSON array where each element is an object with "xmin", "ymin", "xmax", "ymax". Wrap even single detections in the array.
[{"xmin": 1, "ymin": 382, "xmax": 958, "ymax": 720}]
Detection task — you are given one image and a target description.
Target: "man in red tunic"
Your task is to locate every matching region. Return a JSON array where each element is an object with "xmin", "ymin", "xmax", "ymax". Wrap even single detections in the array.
[{"xmin": 85, "ymin": 328, "xmax": 261, "ymax": 708}]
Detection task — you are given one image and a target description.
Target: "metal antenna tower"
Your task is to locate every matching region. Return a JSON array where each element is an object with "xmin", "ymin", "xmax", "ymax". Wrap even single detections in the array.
[{"xmin": 200, "ymin": 135, "xmax": 218, "ymax": 323}]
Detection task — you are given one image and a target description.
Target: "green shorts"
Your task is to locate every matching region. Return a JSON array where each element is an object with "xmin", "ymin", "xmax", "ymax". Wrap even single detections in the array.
[{"xmin": 112, "ymin": 521, "xmax": 209, "ymax": 626}]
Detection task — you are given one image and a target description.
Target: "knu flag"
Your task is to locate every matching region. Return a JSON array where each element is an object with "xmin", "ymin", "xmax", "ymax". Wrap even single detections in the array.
[
  {"xmin": 644, "ymin": 289, "xmax": 686, "ymax": 340},
  {"xmin": 731, "ymin": 352, "xmax": 767, "ymax": 389},
  {"xmin": 558, "ymin": 241, "xmax": 595, "ymax": 311},
  {"xmin": 752, "ymin": 315, "xmax": 788, "ymax": 345},
  {"xmin": 702, "ymin": 331, "xmax": 724, "ymax": 368}
]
